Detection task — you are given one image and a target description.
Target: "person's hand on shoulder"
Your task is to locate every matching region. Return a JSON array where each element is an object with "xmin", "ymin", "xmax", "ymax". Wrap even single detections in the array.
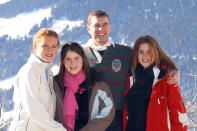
[{"xmin": 167, "ymin": 70, "xmax": 180, "ymax": 86}]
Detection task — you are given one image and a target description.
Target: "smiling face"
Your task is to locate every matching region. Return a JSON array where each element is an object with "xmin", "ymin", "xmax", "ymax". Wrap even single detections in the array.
[
  {"xmin": 87, "ymin": 16, "xmax": 111, "ymax": 46},
  {"xmin": 33, "ymin": 36, "xmax": 58, "ymax": 63},
  {"xmin": 64, "ymin": 50, "xmax": 83, "ymax": 75},
  {"xmin": 138, "ymin": 43, "xmax": 154, "ymax": 69}
]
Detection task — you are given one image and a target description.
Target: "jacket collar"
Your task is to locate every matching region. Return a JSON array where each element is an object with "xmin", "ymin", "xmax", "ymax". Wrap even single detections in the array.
[
  {"xmin": 152, "ymin": 66, "xmax": 167, "ymax": 86},
  {"xmin": 153, "ymin": 66, "xmax": 160, "ymax": 86},
  {"xmin": 28, "ymin": 53, "xmax": 50, "ymax": 69},
  {"xmin": 86, "ymin": 37, "xmax": 115, "ymax": 51}
]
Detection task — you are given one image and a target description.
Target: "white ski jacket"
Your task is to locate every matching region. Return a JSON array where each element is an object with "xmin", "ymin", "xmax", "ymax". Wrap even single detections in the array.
[{"xmin": 9, "ymin": 54, "xmax": 66, "ymax": 131}]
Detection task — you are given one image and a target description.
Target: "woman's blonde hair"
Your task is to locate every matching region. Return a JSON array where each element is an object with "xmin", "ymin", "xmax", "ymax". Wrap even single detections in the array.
[
  {"xmin": 32, "ymin": 28, "xmax": 60, "ymax": 50},
  {"xmin": 132, "ymin": 35, "xmax": 177, "ymax": 75}
]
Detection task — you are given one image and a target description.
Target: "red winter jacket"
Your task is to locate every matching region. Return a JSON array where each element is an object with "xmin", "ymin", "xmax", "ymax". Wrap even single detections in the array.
[{"xmin": 146, "ymin": 76, "xmax": 188, "ymax": 131}]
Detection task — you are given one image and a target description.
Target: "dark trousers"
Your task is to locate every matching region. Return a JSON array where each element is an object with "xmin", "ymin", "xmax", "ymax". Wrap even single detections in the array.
[{"xmin": 106, "ymin": 111, "xmax": 123, "ymax": 131}]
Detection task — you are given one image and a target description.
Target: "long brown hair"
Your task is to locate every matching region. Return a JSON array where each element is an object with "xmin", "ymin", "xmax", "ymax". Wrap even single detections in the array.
[{"xmin": 132, "ymin": 35, "xmax": 177, "ymax": 75}]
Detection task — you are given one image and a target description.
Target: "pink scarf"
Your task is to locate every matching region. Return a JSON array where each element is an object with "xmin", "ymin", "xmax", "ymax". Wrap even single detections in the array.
[{"xmin": 63, "ymin": 69, "xmax": 86, "ymax": 131}]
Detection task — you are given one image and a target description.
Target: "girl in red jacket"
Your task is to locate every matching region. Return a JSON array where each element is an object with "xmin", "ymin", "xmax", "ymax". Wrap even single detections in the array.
[{"xmin": 125, "ymin": 35, "xmax": 188, "ymax": 131}]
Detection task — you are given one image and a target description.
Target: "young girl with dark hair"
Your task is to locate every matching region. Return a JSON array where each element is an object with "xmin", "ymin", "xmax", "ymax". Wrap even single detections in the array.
[{"xmin": 53, "ymin": 42, "xmax": 115, "ymax": 131}]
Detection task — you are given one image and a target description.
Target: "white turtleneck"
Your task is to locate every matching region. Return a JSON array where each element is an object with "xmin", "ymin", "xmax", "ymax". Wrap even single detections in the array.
[{"xmin": 85, "ymin": 37, "xmax": 114, "ymax": 62}]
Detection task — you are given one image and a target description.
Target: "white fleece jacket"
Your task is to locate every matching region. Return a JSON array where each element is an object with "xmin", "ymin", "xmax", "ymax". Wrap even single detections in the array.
[{"xmin": 9, "ymin": 54, "xmax": 66, "ymax": 131}]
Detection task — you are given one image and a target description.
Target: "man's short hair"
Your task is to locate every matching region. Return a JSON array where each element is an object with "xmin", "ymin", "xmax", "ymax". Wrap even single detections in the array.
[{"xmin": 88, "ymin": 10, "xmax": 110, "ymax": 25}]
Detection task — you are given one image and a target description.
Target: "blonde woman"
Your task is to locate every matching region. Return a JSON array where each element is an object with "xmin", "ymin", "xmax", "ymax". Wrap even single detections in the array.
[{"xmin": 9, "ymin": 28, "xmax": 67, "ymax": 131}]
